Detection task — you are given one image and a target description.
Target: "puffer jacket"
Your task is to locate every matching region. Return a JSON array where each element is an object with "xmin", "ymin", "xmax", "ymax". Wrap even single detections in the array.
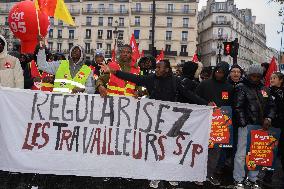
[
  {"xmin": 270, "ymin": 86, "xmax": 284, "ymax": 129},
  {"xmin": 0, "ymin": 35, "xmax": 24, "ymax": 88},
  {"xmin": 234, "ymin": 78, "xmax": 275, "ymax": 127}
]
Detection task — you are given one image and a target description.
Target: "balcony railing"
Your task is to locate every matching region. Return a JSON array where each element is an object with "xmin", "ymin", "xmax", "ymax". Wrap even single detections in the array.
[
  {"xmin": 131, "ymin": 8, "xmax": 196, "ymax": 15},
  {"xmin": 82, "ymin": 8, "xmax": 129, "ymax": 15},
  {"xmin": 69, "ymin": 9, "xmax": 80, "ymax": 15},
  {"xmin": 179, "ymin": 52, "xmax": 188, "ymax": 57},
  {"xmin": 164, "ymin": 51, "xmax": 177, "ymax": 56},
  {"xmin": 212, "ymin": 21, "xmax": 231, "ymax": 26}
]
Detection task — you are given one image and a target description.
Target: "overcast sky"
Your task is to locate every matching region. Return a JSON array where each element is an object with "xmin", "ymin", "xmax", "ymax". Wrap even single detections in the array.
[{"xmin": 198, "ymin": 0, "xmax": 283, "ymax": 51}]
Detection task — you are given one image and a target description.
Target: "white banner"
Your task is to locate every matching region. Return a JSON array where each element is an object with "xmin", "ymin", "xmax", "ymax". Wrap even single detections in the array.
[{"xmin": 0, "ymin": 88, "xmax": 212, "ymax": 182}]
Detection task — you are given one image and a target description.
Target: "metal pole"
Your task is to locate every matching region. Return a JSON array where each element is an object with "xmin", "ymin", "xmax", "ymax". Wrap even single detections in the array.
[
  {"xmin": 151, "ymin": 0, "xmax": 156, "ymax": 57},
  {"xmin": 280, "ymin": 24, "xmax": 283, "ymax": 63}
]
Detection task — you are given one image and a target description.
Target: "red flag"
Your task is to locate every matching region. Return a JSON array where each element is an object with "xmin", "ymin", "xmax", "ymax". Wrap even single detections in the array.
[
  {"xmin": 140, "ymin": 50, "xmax": 144, "ymax": 58},
  {"xmin": 192, "ymin": 53, "xmax": 199, "ymax": 63},
  {"xmin": 129, "ymin": 34, "xmax": 140, "ymax": 62},
  {"xmin": 156, "ymin": 49, "xmax": 164, "ymax": 63},
  {"xmin": 265, "ymin": 57, "xmax": 278, "ymax": 87}
]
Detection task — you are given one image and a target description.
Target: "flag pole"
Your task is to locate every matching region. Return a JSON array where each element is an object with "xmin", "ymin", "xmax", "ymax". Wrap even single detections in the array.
[{"xmin": 35, "ymin": 9, "xmax": 41, "ymax": 37}]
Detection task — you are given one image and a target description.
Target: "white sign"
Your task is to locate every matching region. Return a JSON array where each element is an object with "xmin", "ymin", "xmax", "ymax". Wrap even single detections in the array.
[{"xmin": 0, "ymin": 88, "xmax": 212, "ymax": 182}]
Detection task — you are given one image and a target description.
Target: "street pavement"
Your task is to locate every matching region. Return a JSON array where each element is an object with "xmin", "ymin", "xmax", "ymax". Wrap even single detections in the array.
[{"xmin": 0, "ymin": 158, "xmax": 282, "ymax": 189}]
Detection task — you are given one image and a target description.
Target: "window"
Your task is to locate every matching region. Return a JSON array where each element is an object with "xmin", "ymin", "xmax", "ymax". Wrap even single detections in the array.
[
  {"xmin": 118, "ymin": 30, "xmax": 124, "ymax": 40},
  {"xmin": 134, "ymin": 30, "xmax": 140, "ymax": 39},
  {"xmin": 150, "ymin": 17, "xmax": 152, "ymax": 26},
  {"xmin": 167, "ymin": 4, "xmax": 174, "ymax": 13},
  {"xmin": 182, "ymin": 31, "xmax": 188, "ymax": 41},
  {"xmin": 135, "ymin": 16, "xmax": 140, "ymax": 26},
  {"xmin": 86, "ymin": 4, "xmax": 92, "ymax": 12},
  {"xmin": 48, "ymin": 42, "xmax": 53, "ymax": 50},
  {"xmin": 109, "ymin": 4, "xmax": 114, "ymax": 13},
  {"xmin": 58, "ymin": 20, "xmax": 63, "ymax": 26},
  {"xmin": 107, "ymin": 30, "xmax": 112, "ymax": 39},
  {"xmin": 218, "ymin": 28, "xmax": 223, "ymax": 37},
  {"xmin": 149, "ymin": 4, "xmax": 153, "ymax": 12},
  {"xmin": 57, "ymin": 43, "xmax": 62, "ymax": 52},
  {"xmin": 108, "ymin": 17, "xmax": 113, "ymax": 26},
  {"xmin": 98, "ymin": 17, "xmax": 103, "ymax": 26},
  {"xmin": 119, "ymin": 18, "xmax": 124, "ymax": 27},
  {"xmin": 98, "ymin": 4, "xmax": 104, "ymax": 13},
  {"xmin": 167, "ymin": 17, "xmax": 173, "ymax": 27},
  {"xmin": 217, "ymin": 16, "xmax": 226, "ymax": 24},
  {"xmin": 120, "ymin": 5, "xmax": 126, "ymax": 13},
  {"xmin": 165, "ymin": 44, "xmax": 171, "ymax": 52},
  {"xmin": 98, "ymin": 30, "xmax": 103, "ymax": 39},
  {"xmin": 68, "ymin": 43, "xmax": 73, "ymax": 51},
  {"xmin": 69, "ymin": 30, "xmax": 74, "ymax": 39},
  {"xmin": 97, "ymin": 43, "xmax": 102, "ymax": 49},
  {"xmin": 149, "ymin": 30, "xmax": 152, "ymax": 40},
  {"xmin": 136, "ymin": 3, "xmax": 141, "ymax": 12},
  {"xmin": 4, "ymin": 17, "xmax": 8, "ymax": 25},
  {"xmin": 86, "ymin": 17, "xmax": 92, "ymax": 25},
  {"xmin": 183, "ymin": 5, "xmax": 189, "ymax": 13},
  {"xmin": 181, "ymin": 45, "xmax": 187, "ymax": 52},
  {"xmin": 166, "ymin": 31, "xmax": 172, "ymax": 40},
  {"xmin": 107, "ymin": 44, "xmax": 111, "ymax": 51},
  {"xmin": 85, "ymin": 43, "xmax": 91, "ymax": 54},
  {"xmin": 183, "ymin": 18, "xmax": 189, "ymax": 28},
  {"xmin": 50, "ymin": 17, "xmax": 54, "ymax": 25},
  {"xmin": 58, "ymin": 30, "xmax": 62, "ymax": 38},
  {"xmin": 86, "ymin": 29, "xmax": 91, "ymax": 39},
  {"xmin": 49, "ymin": 29, "xmax": 53, "ymax": 38}
]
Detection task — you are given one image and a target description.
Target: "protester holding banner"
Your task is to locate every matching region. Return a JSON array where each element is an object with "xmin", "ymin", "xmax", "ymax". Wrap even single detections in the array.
[
  {"xmin": 96, "ymin": 44, "xmax": 140, "ymax": 97},
  {"xmin": 233, "ymin": 64, "xmax": 276, "ymax": 189},
  {"xmin": 37, "ymin": 42, "xmax": 95, "ymax": 94},
  {"xmin": 100, "ymin": 59, "xmax": 208, "ymax": 105},
  {"xmin": 263, "ymin": 72, "xmax": 284, "ymax": 185},
  {"xmin": 0, "ymin": 35, "xmax": 24, "ymax": 89},
  {"xmin": 195, "ymin": 61, "xmax": 233, "ymax": 186}
]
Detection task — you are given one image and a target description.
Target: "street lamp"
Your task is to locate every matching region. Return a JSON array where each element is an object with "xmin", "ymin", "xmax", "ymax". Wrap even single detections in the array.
[
  {"xmin": 113, "ymin": 20, "xmax": 119, "ymax": 52},
  {"xmin": 216, "ymin": 37, "xmax": 223, "ymax": 64}
]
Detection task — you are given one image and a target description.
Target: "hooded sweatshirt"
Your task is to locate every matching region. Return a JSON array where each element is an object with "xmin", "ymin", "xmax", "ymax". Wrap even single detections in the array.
[
  {"xmin": 37, "ymin": 44, "xmax": 95, "ymax": 93},
  {"xmin": 195, "ymin": 62, "xmax": 233, "ymax": 107},
  {"xmin": 0, "ymin": 35, "xmax": 24, "ymax": 88}
]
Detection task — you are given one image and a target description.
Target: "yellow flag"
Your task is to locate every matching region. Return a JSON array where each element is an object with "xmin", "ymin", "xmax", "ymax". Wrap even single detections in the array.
[
  {"xmin": 54, "ymin": 0, "xmax": 75, "ymax": 26},
  {"xmin": 34, "ymin": 0, "xmax": 40, "ymax": 10}
]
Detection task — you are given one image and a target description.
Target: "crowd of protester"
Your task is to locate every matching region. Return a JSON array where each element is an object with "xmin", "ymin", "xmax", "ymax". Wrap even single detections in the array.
[{"xmin": 0, "ymin": 34, "xmax": 283, "ymax": 189}]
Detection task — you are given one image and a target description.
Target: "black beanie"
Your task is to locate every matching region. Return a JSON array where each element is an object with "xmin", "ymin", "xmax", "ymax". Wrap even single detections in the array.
[{"xmin": 230, "ymin": 64, "xmax": 244, "ymax": 75}]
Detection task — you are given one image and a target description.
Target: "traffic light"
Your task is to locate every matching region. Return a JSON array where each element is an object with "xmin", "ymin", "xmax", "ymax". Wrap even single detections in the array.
[{"xmin": 223, "ymin": 42, "xmax": 233, "ymax": 56}]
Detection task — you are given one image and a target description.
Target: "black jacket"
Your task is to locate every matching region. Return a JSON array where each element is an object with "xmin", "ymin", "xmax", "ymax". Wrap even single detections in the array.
[
  {"xmin": 270, "ymin": 86, "xmax": 284, "ymax": 129},
  {"xmin": 115, "ymin": 71, "xmax": 208, "ymax": 105},
  {"xmin": 234, "ymin": 78, "xmax": 275, "ymax": 128},
  {"xmin": 195, "ymin": 62, "xmax": 233, "ymax": 107}
]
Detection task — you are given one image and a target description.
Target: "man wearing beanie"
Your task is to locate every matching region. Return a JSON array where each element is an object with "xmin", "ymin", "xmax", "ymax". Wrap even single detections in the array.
[
  {"xmin": 195, "ymin": 61, "xmax": 233, "ymax": 186},
  {"xmin": 228, "ymin": 64, "xmax": 243, "ymax": 88},
  {"xmin": 233, "ymin": 64, "xmax": 275, "ymax": 189},
  {"xmin": 0, "ymin": 35, "xmax": 24, "ymax": 88}
]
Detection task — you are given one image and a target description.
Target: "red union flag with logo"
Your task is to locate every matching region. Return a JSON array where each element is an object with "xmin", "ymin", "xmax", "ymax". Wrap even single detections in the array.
[{"xmin": 129, "ymin": 33, "xmax": 140, "ymax": 63}]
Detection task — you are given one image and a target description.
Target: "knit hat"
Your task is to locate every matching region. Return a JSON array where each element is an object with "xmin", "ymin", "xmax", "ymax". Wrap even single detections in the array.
[
  {"xmin": 247, "ymin": 64, "xmax": 263, "ymax": 75},
  {"xmin": 230, "ymin": 64, "xmax": 244, "ymax": 75}
]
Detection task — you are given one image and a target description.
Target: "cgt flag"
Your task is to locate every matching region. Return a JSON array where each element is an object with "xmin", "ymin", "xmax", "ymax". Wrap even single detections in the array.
[
  {"xmin": 265, "ymin": 57, "xmax": 278, "ymax": 87},
  {"xmin": 34, "ymin": 0, "xmax": 75, "ymax": 26},
  {"xmin": 156, "ymin": 49, "xmax": 164, "ymax": 63},
  {"xmin": 129, "ymin": 34, "xmax": 140, "ymax": 63}
]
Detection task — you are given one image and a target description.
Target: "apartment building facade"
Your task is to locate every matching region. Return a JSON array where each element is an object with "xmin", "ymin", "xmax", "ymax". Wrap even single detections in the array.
[
  {"xmin": 0, "ymin": 0, "xmax": 198, "ymax": 66},
  {"xmin": 197, "ymin": 0, "xmax": 277, "ymax": 70}
]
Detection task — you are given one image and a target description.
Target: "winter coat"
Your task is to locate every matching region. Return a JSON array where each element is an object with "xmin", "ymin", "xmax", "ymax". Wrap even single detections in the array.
[
  {"xmin": 233, "ymin": 78, "xmax": 275, "ymax": 128},
  {"xmin": 270, "ymin": 86, "xmax": 284, "ymax": 129},
  {"xmin": 195, "ymin": 62, "xmax": 233, "ymax": 107},
  {"xmin": 0, "ymin": 35, "xmax": 24, "ymax": 89}
]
